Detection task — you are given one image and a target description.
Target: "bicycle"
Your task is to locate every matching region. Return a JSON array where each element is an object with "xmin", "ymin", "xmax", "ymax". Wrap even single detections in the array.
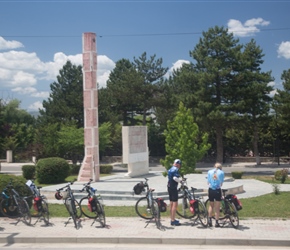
[
  {"xmin": 134, "ymin": 178, "xmax": 162, "ymax": 229},
  {"xmin": 79, "ymin": 179, "xmax": 106, "ymax": 227},
  {"xmin": 0, "ymin": 179, "xmax": 31, "ymax": 225},
  {"xmin": 55, "ymin": 180, "xmax": 82, "ymax": 229},
  {"xmin": 205, "ymin": 188, "xmax": 239, "ymax": 229},
  {"xmin": 176, "ymin": 178, "xmax": 208, "ymax": 227},
  {"xmin": 26, "ymin": 179, "xmax": 50, "ymax": 225}
]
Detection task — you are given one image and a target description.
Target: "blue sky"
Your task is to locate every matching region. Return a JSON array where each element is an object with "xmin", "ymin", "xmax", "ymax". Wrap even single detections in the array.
[{"xmin": 1, "ymin": 0, "xmax": 290, "ymax": 112}]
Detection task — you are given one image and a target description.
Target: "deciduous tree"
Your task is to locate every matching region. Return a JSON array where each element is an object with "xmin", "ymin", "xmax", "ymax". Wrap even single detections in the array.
[{"xmin": 160, "ymin": 102, "xmax": 210, "ymax": 176}]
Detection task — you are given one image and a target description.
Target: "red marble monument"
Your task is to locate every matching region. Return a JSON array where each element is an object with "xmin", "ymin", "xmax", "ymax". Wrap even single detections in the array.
[{"xmin": 78, "ymin": 32, "xmax": 99, "ymax": 181}]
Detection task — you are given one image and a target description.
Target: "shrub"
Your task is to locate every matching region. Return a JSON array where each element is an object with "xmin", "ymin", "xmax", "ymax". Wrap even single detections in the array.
[
  {"xmin": 36, "ymin": 157, "xmax": 70, "ymax": 184},
  {"xmin": 100, "ymin": 164, "xmax": 113, "ymax": 174},
  {"xmin": 275, "ymin": 169, "xmax": 289, "ymax": 183},
  {"xmin": 231, "ymin": 171, "xmax": 244, "ymax": 179},
  {"xmin": 22, "ymin": 165, "xmax": 35, "ymax": 180},
  {"xmin": 0, "ymin": 174, "xmax": 32, "ymax": 217},
  {"xmin": 272, "ymin": 184, "xmax": 280, "ymax": 195},
  {"xmin": 70, "ymin": 164, "xmax": 80, "ymax": 175}
]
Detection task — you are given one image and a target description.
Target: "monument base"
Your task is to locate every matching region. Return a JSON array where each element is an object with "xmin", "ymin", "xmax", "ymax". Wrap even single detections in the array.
[{"xmin": 124, "ymin": 161, "xmax": 149, "ymax": 178}]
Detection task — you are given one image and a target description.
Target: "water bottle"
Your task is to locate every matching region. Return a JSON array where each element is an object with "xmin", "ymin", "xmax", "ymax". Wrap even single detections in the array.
[{"xmin": 2, "ymin": 191, "xmax": 9, "ymax": 199}]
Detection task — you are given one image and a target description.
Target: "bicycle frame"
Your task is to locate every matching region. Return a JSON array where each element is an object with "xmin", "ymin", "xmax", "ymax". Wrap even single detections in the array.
[
  {"xmin": 220, "ymin": 189, "xmax": 239, "ymax": 228},
  {"xmin": 134, "ymin": 178, "xmax": 162, "ymax": 229},
  {"xmin": 0, "ymin": 180, "xmax": 31, "ymax": 225},
  {"xmin": 26, "ymin": 179, "xmax": 50, "ymax": 225},
  {"xmin": 79, "ymin": 179, "xmax": 106, "ymax": 227},
  {"xmin": 177, "ymin": 178, "xmax": 208, "ymax": 227},
  {"xmin": 205, "ymin": 189, "xmax": 239, "ymax": 228},
  {"xmin": 56, "ymin": 180, "xmax": 81, "ymax": 229}
]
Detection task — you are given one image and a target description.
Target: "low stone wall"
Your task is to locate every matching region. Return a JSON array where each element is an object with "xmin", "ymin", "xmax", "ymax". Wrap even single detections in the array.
[{"xmin": 101, "ymin": 156, "xmax": 279, "ymax": 164}]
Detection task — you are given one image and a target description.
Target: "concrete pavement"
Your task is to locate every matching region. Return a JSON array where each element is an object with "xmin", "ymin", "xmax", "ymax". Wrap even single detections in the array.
[
  {"xmin": 0, "ymin": 216, "xmax": 290, "ymax": 247},
  {"xmin": 0, "ymin": 161, "xmax": 290, "ymax": 246}
]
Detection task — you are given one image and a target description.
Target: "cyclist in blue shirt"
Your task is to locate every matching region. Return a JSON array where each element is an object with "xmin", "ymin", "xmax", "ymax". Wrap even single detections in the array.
[
  {"xmin": 207, "ymin": 162, "xmax": 224, "ymax": 227},
  {"xmin": 167, "ymin": 159, "xmax": 182, "ymax": 226}
]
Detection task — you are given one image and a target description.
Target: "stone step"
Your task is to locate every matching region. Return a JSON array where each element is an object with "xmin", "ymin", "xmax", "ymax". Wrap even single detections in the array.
[{"xmin": 41, "ymin": 189, "xmax": 212, "ymax": 202}]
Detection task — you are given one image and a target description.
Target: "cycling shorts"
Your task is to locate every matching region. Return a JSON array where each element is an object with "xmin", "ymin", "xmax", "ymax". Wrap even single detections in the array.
[
  {"xmin": 168, "ymin": 187, "xmax": 178, "ymax": 202},
  {"xmin": 208, "ymin": 188, "xmax": 222, "ymax": 202}
]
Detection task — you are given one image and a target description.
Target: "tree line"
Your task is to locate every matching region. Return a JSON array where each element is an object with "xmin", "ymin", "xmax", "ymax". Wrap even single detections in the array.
[{"xmin": 1, "ymin": 26, "xmax": 290, "ymax": 165}]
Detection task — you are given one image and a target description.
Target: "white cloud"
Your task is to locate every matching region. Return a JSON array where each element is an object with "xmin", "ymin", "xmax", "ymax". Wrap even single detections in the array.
[
  {"xmin": 97, "ymin": 55, "xmax": 115, "ymax": 88},
  {"xmin": 0, "ymin": 36, "xmax": 115, "ymax": 111},
  {"xmin": 227, "ymin": 18, "xmax": 270, "ymax": 37},
  {"xmin": 11, "ymin": 87, "xmax": 49, "ymax": 98},
  {"xmin": 0, "ymin": 50, "xmax": 45, "ymax": 72},
  {"xmin": 11, "ymin": 71, "xmax": 37, "ymax": 86},
  {"xmin": 12, "ymin": 87, "xmax": 37, "ymax": 95},
  {"xmin": 28, "ymin": 101, "xmax": 43, "ymax": 111},
  {"xmin": 277, "ymin": 41, "xmax": 290, "ymax": 59},
  {"xmin": 0, "ymin": 37, "xmax": 24, "ymax": 50},
  {"xmin": 165, "ymin": 59, "xmax": 190, "ymax": 78}
]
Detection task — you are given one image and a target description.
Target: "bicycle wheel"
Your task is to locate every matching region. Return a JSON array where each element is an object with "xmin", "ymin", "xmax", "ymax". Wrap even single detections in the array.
[
  {"xmin": 176, "ymin": 196, "xmax": 194, "ymax": 219},
  {"xmin": 227, "ymin": 201, "xmax": 239, "ymax": 229},
  {"xmin": 65, "ymin": 198, "xmax": 82, "ymax": 219},
  {"xmin": 205, "ymin": 199, "xmax": 226, "ymax": 220},
  {"xmin": 79, "ymin": 197, "xmax": 97, "ymax": 219},
  {"xmin": 151, "ymin": 199, "xmax": 161, "ymax": 229},
  {"xmin": 41, "ymin": 199, "xmax": 50, "ymax": 225},
  {"xmin": 0, "ymin": 198, "xmax": 18, "ymax": 218},
  {"xmin": 197, "ymin": 200, "xmax": 208, "ymax": 227},
  {"xmin": 135, "ymin": 197, "xmax": 154, "ymax": 219},
  {"xmin": 17, "ymin": 197, "xmax": 31, "ymax": 225},
  {"xmin": 95, "ymin": 199, "xmax": 106, "ymax": 227}
]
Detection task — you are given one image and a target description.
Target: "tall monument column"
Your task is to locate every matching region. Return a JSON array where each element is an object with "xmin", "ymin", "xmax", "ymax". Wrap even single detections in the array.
[{"xmin": 78, "ymin": 32, "xmax": 99, "ymax": 182}]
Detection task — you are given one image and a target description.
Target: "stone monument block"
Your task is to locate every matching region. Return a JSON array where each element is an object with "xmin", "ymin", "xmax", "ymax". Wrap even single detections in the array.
[{"xmin": 122, "ymin": 126, "xmax": 149, "ymax": 177}]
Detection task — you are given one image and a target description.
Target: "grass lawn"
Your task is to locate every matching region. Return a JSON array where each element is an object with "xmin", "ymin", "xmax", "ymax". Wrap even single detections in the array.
[
  {"xmin": 47, "ymin": 191, "xmax": 290, "ymax": 219},
  {"xmin": 243, "ymin": 175, "xmax": 290, "ymax": 184}
]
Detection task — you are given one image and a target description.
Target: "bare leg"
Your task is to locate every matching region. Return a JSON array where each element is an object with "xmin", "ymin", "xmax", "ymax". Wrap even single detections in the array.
[
  {"xmin": 214, "ymin": 201, "xmax": 221, "ymax": 221},
  {"xmin": 171, "ymin": 201, "xmax": 178, "ymax": 221},
  {"xmin": 208, "ymin": 201, "xmax": 215, "ymax": 219}
]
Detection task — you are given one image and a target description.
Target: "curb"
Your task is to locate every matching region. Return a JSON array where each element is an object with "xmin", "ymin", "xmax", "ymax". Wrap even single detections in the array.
[{"xmin": 0, "ymin": 236, "xmax": 289, "ymax": 246}]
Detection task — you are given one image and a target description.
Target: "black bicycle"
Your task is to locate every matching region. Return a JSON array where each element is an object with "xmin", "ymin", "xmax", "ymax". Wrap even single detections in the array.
[
  {"xmin": 176, "ymin": 178, "xmax": 208, "ymax": 227},
  {"xmin": 79, "ymin": 179, "xmax": 106, "ymax": 227},
  {"xmin": 134, "ymin": 178, "xmax": 162, "ymax": 229},
  {"xmin": 55, "ymin": 180, "xmax": 82, "ymax": 229},
  {"xmin": 205, "ymin": 188, "xmax": 240, "ymax": 229},
  {"xmin": 0, "ymin": 179, "xmax": 31, "ymax": 225},
  {"xmin": 26, "ymin": 179, "xmax": 50, "ymax": 225}
]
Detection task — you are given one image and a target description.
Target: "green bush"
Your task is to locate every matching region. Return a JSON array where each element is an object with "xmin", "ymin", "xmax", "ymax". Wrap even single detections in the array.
[
  {"xmin": 0, "ymin": 174, "xmax": 33, "ymax": 217},
  {"xmin": 70, "ymin": 164, "xmax": 80, "ymax": 175},
  {"xmin": 36, "ymin": 157, "xmax": 70, "ymax": 184},
  {"xmin": 274, "ymin": 169, "xmax": 289, "ymax": 183},
  {"xmin": 231, "ymin": 171, "xmax": 244, "ymax": 179},
  {"xmin": 100, "ymin": 164, "xmax": 113, "ymax": 174},
  {"xmin": 22, "ymin": 165, "xmax": 35, "ymax": 180}
]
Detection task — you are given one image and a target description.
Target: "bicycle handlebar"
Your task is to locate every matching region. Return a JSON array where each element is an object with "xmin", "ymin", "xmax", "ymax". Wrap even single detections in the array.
[{"xmin": 56, "ymin": 178, "xmax": 77, "ymax": 192}]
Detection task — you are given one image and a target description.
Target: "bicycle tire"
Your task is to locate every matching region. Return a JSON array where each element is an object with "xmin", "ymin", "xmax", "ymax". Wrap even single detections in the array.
[
  {"xmin": 197, "ymin": 200, "xmax": 208, "ymax": 227},
  {"xmin": 41, "ymin": 199, "xmax": 50, "ymax": 225},
  {"xmin": 205, "ymin": 198, "xmax": 226, "ymax": 220},
  {"xmin": 227, "ymin": 201, "xmax": 239, "ymax": 229},
  {"xmin": 17, "ymin": 197, "xmax": 31, "ymax": 225},
  {"xmin": 95, "ymin": 199, "xmax": 106, "ymax": 227},
  {"xmin": 0, "ymin": 197, "xmax": 18, "ymax": 218},
  {"xmin": 176, "ymin": 195, "xmax": 194, "ymax": 219},
  {"xmin": 135, "ymin": 197, "xmax": 154, "ymax": 219},
  {"xmin": 80, "ymin": 196, "xmax": 97, "ymax": 219},
  {"xmin": 152, "ymin": 199, "xmax": 161, "ymax": 229},
  {"xmin": 64, "ymin": 197, "xmax": 82, "ymax": 229}
]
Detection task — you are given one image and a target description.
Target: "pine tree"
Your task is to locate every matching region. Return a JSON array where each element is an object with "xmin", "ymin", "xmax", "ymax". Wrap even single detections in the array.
[{"xmin": 38, "ymin": 61, "xmax": 84, "ymax": 128}]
